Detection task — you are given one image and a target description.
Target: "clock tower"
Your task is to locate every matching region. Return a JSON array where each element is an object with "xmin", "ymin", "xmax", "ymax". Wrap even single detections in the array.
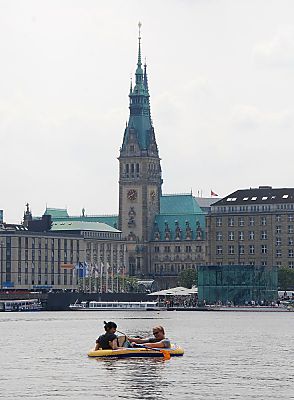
[{"xmin": 118, "ymin": 23, "xmax": 162, "ymax": 276}]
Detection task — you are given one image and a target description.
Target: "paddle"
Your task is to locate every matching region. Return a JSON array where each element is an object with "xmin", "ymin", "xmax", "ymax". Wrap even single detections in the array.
[{"xmin": 134, "ymin": 344, "xmax": 171, "ymax": 360}]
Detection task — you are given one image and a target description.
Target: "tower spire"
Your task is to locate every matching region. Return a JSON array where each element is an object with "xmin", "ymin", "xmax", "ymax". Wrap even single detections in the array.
[
  {"xmin": 135, "ymin": 22, "xmax": 143, "ymax": 85},
  {"xmin": 138, "ymin": 21, "xmax": 142, "ymax": 68},
  {"xmin": 143, "ymin": 58, "xmax": 149, "ymax": 93}
]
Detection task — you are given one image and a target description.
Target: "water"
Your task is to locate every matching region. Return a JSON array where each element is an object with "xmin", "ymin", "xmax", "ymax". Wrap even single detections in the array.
[{"xmin": 0, "ymin": 311, "xmax": 293, "ymax": 400}]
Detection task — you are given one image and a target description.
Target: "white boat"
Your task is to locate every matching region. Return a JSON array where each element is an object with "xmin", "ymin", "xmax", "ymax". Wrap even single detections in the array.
[
  {"xmin": 0, "ymin": 299, "xmax": 43, "ymax": 312},
  {"xmin": 69, "ymin": 300, "xmax": 166, "ymax": 311}
]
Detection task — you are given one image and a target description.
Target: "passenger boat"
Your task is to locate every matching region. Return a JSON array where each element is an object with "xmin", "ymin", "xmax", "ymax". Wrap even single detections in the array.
[
  {"xmin": 0, "ymin": 299, "xmax": 43, "ymax": 312},
  {"xmin": 88, "ymin": 344, "xmax": 184, "ymax": 358},
  {"xmin": 69, "ymin": 300, "xmax": 166, "ymax": 311}
]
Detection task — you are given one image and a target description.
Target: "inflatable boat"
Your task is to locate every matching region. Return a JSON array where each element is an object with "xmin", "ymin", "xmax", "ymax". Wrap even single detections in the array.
[{"xmin": 88, "ymin": 344, "xmax": 184, "ymax": 358}]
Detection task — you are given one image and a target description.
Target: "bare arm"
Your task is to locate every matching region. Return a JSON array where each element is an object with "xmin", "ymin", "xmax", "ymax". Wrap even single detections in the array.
[
  {"xmin": 110, "ymin": 339, "xmax": 118, "ymax": 350},
  {"xmin": 142, "ymin": 341, "xmax": 165, "ymax": 348},
  {"xmin": 128, "ymin": 337, "xmax": 148, "ymax": 344}
]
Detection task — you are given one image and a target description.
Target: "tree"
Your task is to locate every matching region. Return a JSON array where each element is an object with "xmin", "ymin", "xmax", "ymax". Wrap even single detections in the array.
[
  {"xmin": 278, "ymin": 267, "xmax": 294, "ymax": 290},
  {"xmin": 178, "ymin": 268, "xmax": 198, "ymax": 289}
]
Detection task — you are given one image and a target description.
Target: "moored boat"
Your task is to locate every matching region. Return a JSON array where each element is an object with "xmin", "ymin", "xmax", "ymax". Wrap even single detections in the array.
[
  {"xmin": 0, "ymin": 299, "xmax": 43, "ymax": 312},
  {"xmin": 69, "ymin": 300, "xmax": 166, "ymax": 311},
  {"xmin": 87, "ymin": 344, "xmax": 184, "ymax": 358}
]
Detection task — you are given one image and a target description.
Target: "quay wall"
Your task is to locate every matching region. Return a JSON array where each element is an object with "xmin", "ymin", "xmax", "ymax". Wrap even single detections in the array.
[{"xmin": 0, "ymin": 292, "xmax": 150, "ymax": 311}]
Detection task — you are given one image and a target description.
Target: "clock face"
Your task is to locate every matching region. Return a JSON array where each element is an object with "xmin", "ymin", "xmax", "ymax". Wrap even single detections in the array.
[{"xmin": 127, "ymin": 189, "xmax": 137, "ymax": 201}]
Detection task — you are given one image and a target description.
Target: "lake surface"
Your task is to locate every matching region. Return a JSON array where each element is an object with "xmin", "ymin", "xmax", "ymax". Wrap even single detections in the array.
[{"xmin": 0, "ymin": 310, "xmax": 293, "ymax": 400}]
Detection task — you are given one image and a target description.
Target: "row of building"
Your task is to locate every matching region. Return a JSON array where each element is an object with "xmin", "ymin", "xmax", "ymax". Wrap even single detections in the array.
[
  {"xmin": 1, "ymin": 28, "xmax": 293, "ymax": 293},
  {"xmin": 1, "ymin": 185, "xmax": 293, "ymax": 291}
]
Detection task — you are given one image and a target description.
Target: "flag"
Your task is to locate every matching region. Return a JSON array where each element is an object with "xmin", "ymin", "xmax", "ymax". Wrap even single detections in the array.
[
  {"xmin": 211, "ymin": 190, "xmax": 218, "ymax": 197},
  {"xmin": 84, "ymin": 262, "xmax": 89, "ymax": 278}
]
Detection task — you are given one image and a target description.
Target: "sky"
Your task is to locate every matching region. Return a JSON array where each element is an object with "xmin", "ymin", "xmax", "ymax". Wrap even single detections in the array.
[{"xmin": 0, "ymin": 0, "xmax": 294, "ymax": 223}]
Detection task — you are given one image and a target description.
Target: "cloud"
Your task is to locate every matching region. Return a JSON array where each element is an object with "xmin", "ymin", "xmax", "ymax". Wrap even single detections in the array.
[
  {"xmin": 231, "ymin": 105, "xmax": 294, "ymax": 131},
  {"xmin": 253, "ymin": 26, "xmax": 294, "ymax": 67}
]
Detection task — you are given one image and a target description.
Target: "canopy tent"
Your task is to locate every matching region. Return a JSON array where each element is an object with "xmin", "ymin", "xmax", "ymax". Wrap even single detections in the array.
[{"xmin": 148, "ymin": 286, "xmax": 198, "ymax": 297}]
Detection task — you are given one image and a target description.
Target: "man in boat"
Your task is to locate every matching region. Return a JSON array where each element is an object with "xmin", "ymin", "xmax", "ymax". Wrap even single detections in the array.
[
  {"xmin": 128, "ymin": 325, "xmax": 171, "ymax": 348},
  {"xmin": 94, "ymin": 321, "xmax": 119, "ymax": 350}
]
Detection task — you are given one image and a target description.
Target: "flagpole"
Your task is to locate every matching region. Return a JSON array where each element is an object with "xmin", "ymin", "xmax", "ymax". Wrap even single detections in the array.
[
  {"xmin": 106, "ymin": 263, "xmax": 108, "ymax": 293},
  {"xmin": 100, "ymin": 261, "xmax": 103, "ymax": 293}
]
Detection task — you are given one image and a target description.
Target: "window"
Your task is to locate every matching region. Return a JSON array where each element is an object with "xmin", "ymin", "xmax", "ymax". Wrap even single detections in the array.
[
  {"xmin": 261, "ymin": 261, "xmax": 267, "ymax": 266},
  {"xmin": 216, "ymin": 232, "xmax": 222, "ymax": 241},
  {"xmin": 228, "ymin": 245, "xmax": 234, "ymax": 255},
  {"xmin": 276, "ymin": 248, "xmax": 282, "ymax": 258},
  {"xmin": 289, "ymin": 238, "xmax": 293, "ymax": 246},
  {"xmin": 239, "ymin": 245, "xmax": 245, "ymax": 255},
  {"xmin": 288, "ymin": 215, "xmax": 294, "ymax": 222},
  {"xmin": 288, "ymin": 225, "xmax": 294, "ymax": 234},
  {"xmin": 276, "ymin": 237, "xmax": 282, "ymax": 246},
  {"xmin": 261, "ymin": 231, "xmax": 267, "ymax": 240},
  {"xmin": 216, "ymin": 217, "xmax": 222, "ymax": 227},
  {"xmin": 164, "ymin": 246, "xmax": 170, "ymax": 253},
  {"xmin": 239, "ymin": 217, "xmax": 244, "ymax": 226},
  {"xmin": 249, "ymin": 217, "xmax": 255, "ymax": 226},
  {"xmin": 228, "ymin": 217, "xmax": 234, "ymax": 227},
  {"xmin": 276, "ymin": 215, "xmax": 281, "ymax": 222},
  {"xmin": 276, "ymin": 226, "xmax": 281, "ymax": 234},
  {"xmin": 185, "ymin": 246, "xmax": 192, "ymax": 253},
  {"xmin": 261, "ymin": 216, "xmax": 267, "ymax": 226},
  {"xmin": 249, "ymin": 245, "xmax": 255, "ymax": 254},
  {"xmin": 154, "ymin": 246, "xmax": 160, "ymax": 253},
  {"xmin": 249, "ymin": 231, "xmax": 255, "ymax": 240},
  {"xmin": 175, "ymin": 246, "xmax": 181, "ymax": 253},
  {"xmin": 239, "ymin": 231, "xmax": 244, "ymax": 241},
  {"xmin": 288, "ymin": 249, "xmax": 294, "ymax": 258},
  {"xmin": 261, "ymin": 245, "xmax": 267, "ymax": 254},
  {"xmin": 196, "ymin": 246, "xmax": 202, "ymax": 253},
  {"xmin": 288, "ymin": 261, "xmax": 294, "ymax": 269},
  {"xmin": 228, "ymin": 231, "xmax": 234, "ymax": 241},
  {"xmin": 216, "ymin": 245, "xmax": 223, "ymax": 255}
]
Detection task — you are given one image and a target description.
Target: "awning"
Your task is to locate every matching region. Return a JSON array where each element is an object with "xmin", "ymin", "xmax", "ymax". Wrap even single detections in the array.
[{"xmin": 148, "ymin": 286, "xmax": 198, "ymax": 296}]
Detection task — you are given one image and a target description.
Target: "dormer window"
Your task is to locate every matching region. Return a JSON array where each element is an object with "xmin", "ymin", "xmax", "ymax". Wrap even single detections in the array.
[{"xmin": 130, "ymin": 145, "xmax": 135, "ymax": 152}]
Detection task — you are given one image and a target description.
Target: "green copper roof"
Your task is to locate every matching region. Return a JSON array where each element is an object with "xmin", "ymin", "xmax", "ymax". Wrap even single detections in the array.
[
  {"xmin": 152, "ymin": 194, "xmax": 206, "ymax": 240},
  {"xmin": 153, "ymin": 213, "xmax": 205, "ymax": 241},
  {"xmin": 160, "ymin": 194, "xmax": 203, "ymax": 214},
  {"xmin": 121, "ymin": 29, "xmax": 158, "ymax": 154},
  {"xmin": 51, "ymin": 220, "xmax": 120, "ymax": 233},
  {"xmin": 44, "ymin": 208, "xmax": 69, "ymax": 218},
  {"xmin": 43, "ymin": 208, "xmax": 118, "ymax": 229}
]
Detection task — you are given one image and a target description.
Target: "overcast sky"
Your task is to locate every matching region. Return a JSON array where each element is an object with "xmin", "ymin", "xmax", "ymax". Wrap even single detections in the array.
[{"xmin": 1, "ymin": 0, "xmax": 294, "ymax": 223}]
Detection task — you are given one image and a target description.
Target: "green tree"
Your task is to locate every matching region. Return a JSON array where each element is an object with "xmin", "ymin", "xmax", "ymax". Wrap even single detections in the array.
[
  {"xmin": 278, "ymin": 267, "xmax": 294, "ymax": 290},
  {"xmin": 124, "ymin": 276, "xmax": 139, "ymax": 292},
  {"xmin": 178, "ymin": 269, "xmax": 198, "ymax": 289}
]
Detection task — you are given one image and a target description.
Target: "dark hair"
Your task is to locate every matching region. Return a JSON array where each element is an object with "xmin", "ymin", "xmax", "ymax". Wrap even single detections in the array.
[{"xmin": 103, "ymin": 320, "xmax": 117, "ymax": 331}]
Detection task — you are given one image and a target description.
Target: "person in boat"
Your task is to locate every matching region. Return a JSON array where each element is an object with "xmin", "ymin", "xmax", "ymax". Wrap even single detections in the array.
[
  {"xmin": 94, "ymin": 321, "xmax": 119, "ymax": 351},
  {"xmin": 128, "ymin": 325, "xmax": 171, "ymax": 348}
]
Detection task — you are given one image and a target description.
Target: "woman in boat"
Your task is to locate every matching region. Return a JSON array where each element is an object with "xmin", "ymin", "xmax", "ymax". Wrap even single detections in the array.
[
  {"xmin": 128, "ymin": 325, "xmax": 171, "ymax": 348},
  {"xmin": 94, "ymin": 321, "xmax": 119, "ymax": 350}
]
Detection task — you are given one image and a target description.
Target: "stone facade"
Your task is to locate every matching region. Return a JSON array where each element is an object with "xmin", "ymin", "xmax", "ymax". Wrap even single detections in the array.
[
  {"xmin": 207, "ymin": 186, "xmax": 294, "ymax": 269},
  {"xmin": 0, "ymin": 224, "xmax": 127, "ymax": 291}
]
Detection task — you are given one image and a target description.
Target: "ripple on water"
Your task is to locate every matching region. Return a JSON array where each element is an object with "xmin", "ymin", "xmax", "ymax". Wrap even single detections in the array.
[{"xmin": 0, "ymin": 311, "xmax": 294, "ymax": 399}]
